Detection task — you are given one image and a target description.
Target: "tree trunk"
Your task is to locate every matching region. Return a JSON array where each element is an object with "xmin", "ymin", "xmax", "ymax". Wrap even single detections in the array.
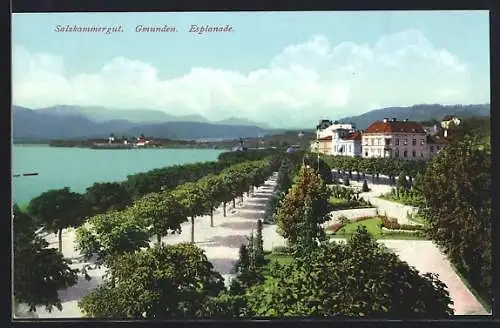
[
  {"xmin": 210, "ymin": 207, "xmax": 214, "ymax": 227},
  {"xmin": 223, "ymin": 202, "xmax": 227, "ymax": 217},
  {"xmin": 232, "ymin": 199, "xmax": 236, "ymax": 208},
  {"xmin": 191, "ymin": 216, "xmax": 195, "ymax": 243},
  {"xmin": 156, "ymin": 234, "xmax": 162, "ymax": 246},
  {"xmin": 58, "ymin": 228, "xmax": 63, "ymax": 253}
]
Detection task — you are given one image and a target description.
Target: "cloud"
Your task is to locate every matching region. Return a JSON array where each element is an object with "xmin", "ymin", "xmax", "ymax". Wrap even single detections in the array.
[{"xmin": 12, "ymin": 29, "xmax": 484, "ymax": 128}]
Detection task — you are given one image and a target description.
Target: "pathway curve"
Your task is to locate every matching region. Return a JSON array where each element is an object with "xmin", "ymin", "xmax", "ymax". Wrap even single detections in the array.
[{"xmin": 14, "ymin": 172, "xmax": 488, "ymax": 317}]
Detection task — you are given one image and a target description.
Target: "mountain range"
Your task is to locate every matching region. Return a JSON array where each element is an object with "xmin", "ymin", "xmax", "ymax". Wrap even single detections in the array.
[
  {"xmin": 339, "ymin": 104, "xmax": 490, "ymax": 130},
  {"xmin": 12, "ymin": 104, "xmax": 490, "ymax": 141}
]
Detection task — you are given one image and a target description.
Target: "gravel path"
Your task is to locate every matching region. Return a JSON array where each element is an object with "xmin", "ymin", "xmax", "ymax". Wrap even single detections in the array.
[{"xmin": 14, "ymin": 171, "xmax": 488, "ymax": 317}]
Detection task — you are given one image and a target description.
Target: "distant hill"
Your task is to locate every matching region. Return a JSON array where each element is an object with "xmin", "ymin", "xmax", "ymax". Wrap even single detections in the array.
[
  {"xmin": 214, "ymin": 116, "xmax": 274, "ymax": 129},
  {"xmin": 34, "ymin": 105, "xmax": 272, "ymax": 128},
  {"xmin": 339, "ymin": 104, "xmax": 490, "ymax": 130},
  {"xmin": 12, "ymin": 106, "xmax": 278, "ymax": 141}
]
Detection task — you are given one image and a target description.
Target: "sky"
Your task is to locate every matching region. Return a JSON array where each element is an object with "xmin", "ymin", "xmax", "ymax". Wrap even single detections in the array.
[{"xmin": 12, "ymin": 11, "xmax": 490, "ymax": 128}]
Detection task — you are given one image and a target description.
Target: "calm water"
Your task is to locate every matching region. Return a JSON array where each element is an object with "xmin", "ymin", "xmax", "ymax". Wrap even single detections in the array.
[{"xmin": 12, "ymin": 145, "xmax": 225, "ymax": 206}]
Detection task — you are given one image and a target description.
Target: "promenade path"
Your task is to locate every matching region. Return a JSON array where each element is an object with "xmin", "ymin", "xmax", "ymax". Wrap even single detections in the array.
[{"xmin": 14, "ymin": 172, "xmax": 488, "ymax": 317}]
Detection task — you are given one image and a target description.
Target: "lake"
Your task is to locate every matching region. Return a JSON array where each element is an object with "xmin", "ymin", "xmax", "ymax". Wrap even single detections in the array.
[{"xmin": 12, "ymin": 145, "xmax": 225, "ymax": 206}]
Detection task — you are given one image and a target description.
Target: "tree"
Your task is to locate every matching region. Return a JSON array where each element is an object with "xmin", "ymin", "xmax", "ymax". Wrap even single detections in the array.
[
  {"xmin": 396, "ymin": 172, "xmax": 407, "ymax": 191},
  {"xmin": 28, "ymin": 187, "xmax": 90, "ymax": 253},
  {"xmin": 198, "ymin": 174, "xmax": 224, "ymax": 227},
  {"xmin": 13, "ymin": 204, "xmax": 79, "ymax": 313},
  {"xmin": 79, "ymin": 243, "xmax": 225, "ymax": 319},
  {"xmin": 343, "ymin": 177, "xmax": 350, "ymax": 186},
  {"xmin": 85, "ymin": 182, "xmax": 132, "ymax": 215},
  {"xmin": 275, "ymin": 166, "xmax": 331, "ymax": 245},
  {"xmin": 129, "ymin": 192, "xmax": 186, "ymax": 245},
  {"xmin": 173, "ymin": 182, "xmax": 210, "ymax": 243},
  {"xmin": 75, "ymin": 210, "xmax": 150, "ymax": 265},
  {"xmin": 254, "ymin": 219, "xmax": 265, "ymax": 267},
  {"xmin": 362, "ymin": 179, "xmax": 369, "ymax": 192},
  {"xmin": 422, "ymin": 136, "xmax": 491, "ymax": 304},
  {"xmin": 245, "ymin": 227, "xmax": 453, "ymax": 318}
]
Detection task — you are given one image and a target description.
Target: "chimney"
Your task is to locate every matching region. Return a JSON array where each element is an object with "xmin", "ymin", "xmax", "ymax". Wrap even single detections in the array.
[{"xmin": 383, "ymin": 118, "xmax": 388, "ymax": 123}]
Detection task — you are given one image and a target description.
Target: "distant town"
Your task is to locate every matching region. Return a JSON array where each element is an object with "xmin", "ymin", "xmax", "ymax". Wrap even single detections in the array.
[{"xmin": 310, "ymin": 115, "xmax": 458, "ymax": 160}]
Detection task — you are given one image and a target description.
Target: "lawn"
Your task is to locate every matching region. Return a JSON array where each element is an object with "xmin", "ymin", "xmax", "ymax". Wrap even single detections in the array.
[
  {"xmin": 330, "ymin": 217, "xmax": 428, "ymax": 240},
  {"xmin": 328, "ymin": 196, "xmax": 373, "ymax": 210},
  {"xmin": 336, "ymin": 218, "xmax": 382, "ymax": 237},
  {"xmin": 262, "ymin": 252, "xmax": 294, "ymax": 279}
]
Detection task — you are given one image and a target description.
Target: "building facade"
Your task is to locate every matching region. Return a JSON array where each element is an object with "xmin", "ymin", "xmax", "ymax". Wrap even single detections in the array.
[
  {"xmin": 362, "ymin": 118, "xmax": 428, "ymax": 160},
  {"xmin": 316, "ymin": 135, "xmax": 333, "ymax": 155},
  {"xmin": 333, "ymin": 131, "xmax": 362, "ymax": 157},
  {"xmin": 316, "ymin": 120, "xmax": 355, "ymax": 140}
]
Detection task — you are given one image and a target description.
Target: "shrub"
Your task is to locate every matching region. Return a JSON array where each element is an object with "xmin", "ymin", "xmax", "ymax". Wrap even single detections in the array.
[
  {"xmin": 380, "ymin": 216, "xmax": 424, "ymax": 231},
  {"xmin": 272, "ymin": 246, "xmax": 292, "ymax": 255},
  {"xmin": 343, "ymin": 178, "xmax": 350, "ymax": 186},
  {"xmin": 362, "ymin": 180, "xmax": 370, "ymax": 192},
  {"xmin": 338, "ymin": 215, "xmax": 349, "ymax": 225},
  {"xmin": 328, "ymin": 223, "xmax": 344, "ymax": 234}
]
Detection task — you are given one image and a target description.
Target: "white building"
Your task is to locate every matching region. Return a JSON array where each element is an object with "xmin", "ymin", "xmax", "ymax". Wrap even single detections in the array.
[
  {"xmin": 332, "ymin": 131, "xmax": 362, "ymax": 157},
  {"xmin": 441, "ymin": 115, "xmax": 461, "ymax": 138},
  {"xmin": 316, "ymin": 120, "xmax": 355, "ymax": 140},
  {"xmin": 362, "ymin": 118, "xmax": 428, "ymax": 160}
]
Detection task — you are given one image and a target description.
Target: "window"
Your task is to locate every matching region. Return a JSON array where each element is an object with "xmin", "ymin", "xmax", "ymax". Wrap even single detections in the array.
[
  {"xmin": 365, "ymin": 151, "xmax": 368, "ymax": 157},
  {"xmin": 412, "ymin": 150, "xmax": 416, "ymax": 157},
  {"xmin": 404, "ymin": 139, "xmax": 408, "ymax": 145},
  {"xmin": 420, "ymin": 138, "xmax": 425, "ymax": 145},
  {"xmin": 378, "ymin": 149, "xmax": 381, "ymax": 155},
  {"xmin": 378, "ymin": 138, "xmax": 382, "ymax": 145},
  {"xmin": 371, "ymin": 139, "xmax": 374, "ymax": 146},
  {"xmin": 412, "ymin": 139, "xmax": 416, "ymax": 146},
  {"xmin": 395, "ymin": 138, "xmax": 400, "ymax": 146},
  {"xmin": 430, "ymin": 146, "xmax": 434, "ymax": 153},
  {"xmin": 420, "ymin": 152, "xmax": 424, "ymax": 157},
  {"xmin": 348, "ymin": 145, "xmax": 351, "ymax": 152},
  {"xmin": 395, "ymin": 149, "xmax": 399, "ymax": 157},
  {"xmin": 437, "ymin": 145, "xmax": 441, "ymax": 150},
  {"xmin": 404, "ymin": 150, "xmax": 408, "ymax": 158},
  {"xmin": 385, "ymin": 138, "xmax": 391, "ymax": 146}
]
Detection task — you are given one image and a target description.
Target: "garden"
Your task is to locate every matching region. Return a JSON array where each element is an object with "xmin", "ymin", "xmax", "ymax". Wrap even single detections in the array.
[{"xmin": 327, "ymin": 216, "xmax": 427, "ymax": 240}]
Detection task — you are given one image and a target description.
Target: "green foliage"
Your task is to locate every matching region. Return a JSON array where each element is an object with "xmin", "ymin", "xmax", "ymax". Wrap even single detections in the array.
[
  {"xmin": 128, "ymin": 192, "xmax": 187, "ymax": 245},
  {"xmin": 275, "ymin": 166, "xmax": 331, "ymax": 246},
  {"xmin": 343, "ymin": 177, "xmax": 350, "ymax": 186},
  {"xmin": 75, "ymin": 211, "xmax": 150, "ymax": 265},
  {"xmin": 85, "ymin": 182, "xmax": 132, "ymax": 215},
  {"xmin": 13, "ymin": 204, "xmax": 79, "ymax": 313},
  {"xmin": 255, "ymin": 219, "xmax": 265, "ymax": 267},
  {"xmin": 322, "ymin": 155, "xmax": 427, "ymax": 183},
  {"xmin": 362, "ymin": 180, "xmax": 370, "ymax": 192},
  {"xmin": 28, "ymin": 187, "xmax": 90, "ymax": 252},
  {"xmin": 422, "ymin": 136, "xmax": 491, "ymax": 305},
  {"xmin": 245, "ymin": 227, "xmax": 453, "ymax": 317},
  {"xmin": 79, "ymin": 243, "xmax": 225, "ymax": 319}
]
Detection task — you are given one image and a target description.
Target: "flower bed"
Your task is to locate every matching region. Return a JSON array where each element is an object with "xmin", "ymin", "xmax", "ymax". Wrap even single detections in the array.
[
  {"xmin": 379, "ymin": 215, "xmax": 424, "ymax": 231},
  {"xmin": 328, "ymin": 216, "xmax": 373, "ymax": 233}
]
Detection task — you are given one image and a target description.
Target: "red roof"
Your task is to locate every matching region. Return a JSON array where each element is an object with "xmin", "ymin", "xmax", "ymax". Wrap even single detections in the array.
[
  {"xmin": 342, "ymin": 131, "xmax": 361, "ymax": 141},
  {"xmin": 364, "ymin": 121, "xmax": 425, "ymax": 134},
  {"xmin": 318, "ymin": 136, "xmax": 333, "ymax": 141}
]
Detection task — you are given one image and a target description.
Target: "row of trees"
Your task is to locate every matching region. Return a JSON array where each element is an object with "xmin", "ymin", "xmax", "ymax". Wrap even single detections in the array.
[
  {"xmin": 421, "ymin": 136, "xmax": 491, "ymax": 306},
  {"xmin": 14, "ymin": 150, "xmax": 281, "ymax": 314},
  {"xmin": 75, "ymin": 158, "xmax": 278, "ymax": 267},
  {"xmin": 204, "ymin": 165, "xmax": 454, "ymax": 317},
  {"xmin": 123, "ymin": 149, "xmax": 279, "ymax": 199},
  {"xmin": 323, "ymin": 155, "xmax": 427, "ymax": 184},
  {"xmin": 263, "ymin": 155, "xmax": 302, "ymax": 223}
]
